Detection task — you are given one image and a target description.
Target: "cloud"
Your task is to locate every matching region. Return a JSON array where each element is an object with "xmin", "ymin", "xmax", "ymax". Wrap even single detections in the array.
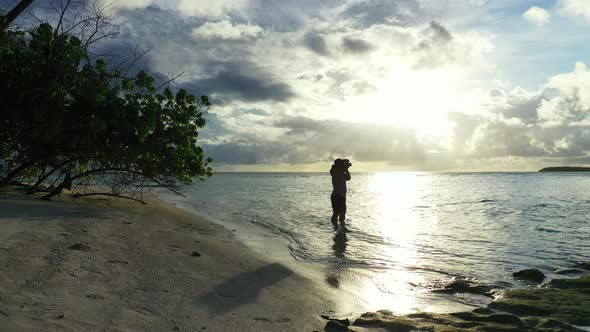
[
  {"xmin": 192, "ymin": 21, "xmax": 263, "ymax": 40},
  {"xmin": 559, "ymin": 0, "xmax": 590, "ymax": 21},
  {"xmin": 411, "ymin": 21, "xmax": 491, "ymax": 70},
  {"xmin": 183, "ymin": 67, "xmax": 295, "ymax": 103},
  {"xmin": 342, "ymin": 37, "xmax": 373, "ymax": 54},
  {"xmin": 203, "ymin": 115, "xmax": 428, "ymax": 166},
  {"xmin": 97, "ymin": 0, "xmax": 151, "ymax": 10},
  {"xmin": 77, "ymin": 1, "xmax": 590, "ymax": 170},
  {"xmin": 302, "ymin": 32, "xmax": 330, "ymax": 56},
  {"xmin": 176, "ymin": 0, "xmax": 249, "ymax": 18},
  {"xmin": 342, "ymin": 0, "xmax": 424, "ymax": 28},
  {"xmin": 523, "ymin": 6, "xmax": 551, "ymax": 27},
  {"xmin": 491, "ymin": 88, "xmax": 544, "ymax": 124},
  {"xmin": 448, "ymin": 63, "xmax": 590, "ymax": 162}
]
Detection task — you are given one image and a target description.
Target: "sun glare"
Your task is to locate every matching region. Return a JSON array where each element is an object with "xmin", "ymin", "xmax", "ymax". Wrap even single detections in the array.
[{"xmin": 356, "ymin": 172, "xmax": 434, "ymax": 313}]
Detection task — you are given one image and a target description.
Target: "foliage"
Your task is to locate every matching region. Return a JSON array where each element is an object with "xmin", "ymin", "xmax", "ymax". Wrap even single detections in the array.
[{"xmin": 0, "ymin": 21, "xmax": 212, "ymax": 201}]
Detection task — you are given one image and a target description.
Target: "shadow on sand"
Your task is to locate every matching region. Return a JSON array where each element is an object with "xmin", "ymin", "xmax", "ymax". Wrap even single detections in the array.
[
  {"xmin": 0, "ymin": 195, "xmax": 107, "ymax": 220},
  {"xmin": 196, "ymin": 262, "xmax": 293, "ymax": 315}
]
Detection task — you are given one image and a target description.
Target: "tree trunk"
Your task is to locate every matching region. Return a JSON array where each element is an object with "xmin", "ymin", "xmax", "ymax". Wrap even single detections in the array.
[
  {"xmin": 27, "ymin": 165, "xmax": 63, "ymax": 194},
  {"xmin": 0, "ymin": 162, "xmax": 31, "ymax": 187},
  {"xmin": 6, "ymin": 0, "xmax": 36, "ymax": 25},
  {"xmin": 41, "ymin": 180, "xmax": 65, "ymax": 200}
]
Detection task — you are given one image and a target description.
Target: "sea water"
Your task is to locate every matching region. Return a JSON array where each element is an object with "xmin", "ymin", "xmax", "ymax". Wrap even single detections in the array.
[{"xmin": 160, "ymin": 172, "xmax": 590, "ymax": 313}]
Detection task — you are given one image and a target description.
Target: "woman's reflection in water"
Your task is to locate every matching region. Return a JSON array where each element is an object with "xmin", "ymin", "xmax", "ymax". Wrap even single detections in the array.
[{"xmin": 326, "ymin": 228, "xmax": 348, "ymax": 288}]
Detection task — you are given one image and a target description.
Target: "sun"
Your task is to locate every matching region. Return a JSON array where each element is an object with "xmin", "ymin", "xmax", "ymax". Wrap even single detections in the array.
[{"xmin": 337, "ymin": 66, "xmax": 485, "ymax": 141}]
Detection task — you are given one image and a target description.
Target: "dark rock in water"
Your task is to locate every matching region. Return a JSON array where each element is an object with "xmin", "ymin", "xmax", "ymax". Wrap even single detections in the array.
[
  {"xmin": 574, "ymin": 261, "xmax": 590, "ymax": 270},
  {"xmin": 68, "ymin": 243, "xmax": 91, "ymax": 252},
  {"xmin": 536, "ymin": 318, "xmax": 581, "ymax": 330},
  {"xmin": 490, "ymin": 276, "xmax": 590, "ymax": 326},
  {"xmin": 554, "ymin": 268, "xmax": 585, "ymax": 275},
  {"xmin": 191, "ymin": 251, "xmax": 201, "ymax": 257},
  {"xmin": 353, "ymin": 310, "xmax": 528, "ymax": 331},
  {"xmin": 548, "ymin": 275, "xmax": 590, "ymax": 290},
  {"xmin": 487, "ymin": 314, "xmax": 525, "ymax": 326},
  {"xmin": 472, "ymin": 307, "xmax": 494, "ymax": 315},
  {"xmin": 326, "ymin": 276, "xmax": 340, "ymax": 288},
  {"xmin": 432, "ymin": 278, "xmax": 494, "ymax": 297},
  {"xmin": 512, "ymin": 269, "xmax": 545, "ymax": 283},
  {"xmin": 449, "ymin": 312, "xmax": 524, "ymax": 327},
  {"xmin": 324, "ymin": 319, "xmax": 351, "ymax": 331},
  {"xmin": 320, "ymin": 315, "xmax": 350, "ymax": 326}
]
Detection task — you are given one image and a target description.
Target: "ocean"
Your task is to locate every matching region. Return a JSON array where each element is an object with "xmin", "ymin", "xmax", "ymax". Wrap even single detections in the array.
[{"xmin": 160, "ymin": 172, "xmax": 590, "ymax": 314}]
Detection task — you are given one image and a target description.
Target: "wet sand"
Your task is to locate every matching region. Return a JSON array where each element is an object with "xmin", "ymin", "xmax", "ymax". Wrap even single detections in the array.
[{"xmin": 0, "ymin": 190, "xmax": 331, "ymax": 331}]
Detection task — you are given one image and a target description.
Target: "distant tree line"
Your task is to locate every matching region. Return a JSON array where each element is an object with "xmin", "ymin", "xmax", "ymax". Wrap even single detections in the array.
[
  {"xmin": 0, "ymin": 1, "xmax": 212, "ymax": 202},
  {"xmin": 539, "ymin": 167, "xmax": 590, "ymax": 172}
]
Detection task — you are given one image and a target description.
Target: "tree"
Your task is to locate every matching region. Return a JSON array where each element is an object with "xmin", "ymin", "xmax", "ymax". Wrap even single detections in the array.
[{"xmin": 0, "ymin": 3, "xmax": 213, "ymax": 202}]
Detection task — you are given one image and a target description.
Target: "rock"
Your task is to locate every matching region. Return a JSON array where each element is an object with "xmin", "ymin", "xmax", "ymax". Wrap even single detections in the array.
[
  {"xmin": 320, "ymin": 315, "xmax": 350, "ymax": 326},
  {"xmin": 487, "ymin": 313, "xmax": 524, "ymax": 326},
  {"xmin": 67, "ymin": 243, "xmax": 91, "ymax": 252},
  {"xmin": 326, "ymin": 276, "xmax": 340, "ymax": 288},
  {"xmin": 191, "ymin": 251, "xmax": 201, "ymax": 257},
  {"xmin": 554, "ymin": 268, "xmax": 585, "ymax": 275},
  {"xmin": 472, "ymin": 307, "xmax": 494, "ymax": 315},
  {"xmin": 512, "ymin": 269, "xmax": 545, "ymax": 283},
  {"xmin": 449, "ymin": 312, "xmax": 524, "ymax": 327},
  {"xmin": 548, "ymin": 275, "xmax": 590, "ymax": 290},
  {"xmin": 490, "ymin": 277, "xmax": 590, "ymax": 326},
  {"xmin": 536, "ymin": 318, "xmax": 581, "ymax": 330},
  {"xmin": 574, "ymin": 261, "xmax": 590, "ymax": 271},
  {"xmin": 432, "ymin": 278, "xmax": 494, "ymax": 296},
  {"xmin": 325, "ymin": 319, "xmax": 350, "ymax": 331}
]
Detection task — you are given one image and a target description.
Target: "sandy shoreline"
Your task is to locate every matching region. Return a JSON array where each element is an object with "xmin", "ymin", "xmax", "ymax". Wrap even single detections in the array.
[{"xmin": 0, "ymin": 190, "xmax": 332, "ymax": 331}]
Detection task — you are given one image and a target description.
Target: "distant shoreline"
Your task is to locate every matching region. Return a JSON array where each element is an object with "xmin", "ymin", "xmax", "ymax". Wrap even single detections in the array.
[{"xmin": 539, "ymin": 166, "xmax": 590, "ymax": 172}]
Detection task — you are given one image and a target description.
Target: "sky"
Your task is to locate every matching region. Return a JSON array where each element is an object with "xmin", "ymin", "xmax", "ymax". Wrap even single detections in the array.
[{"xmin": 5, "ymin": 0, "xmax": 590, "ymax": 171}]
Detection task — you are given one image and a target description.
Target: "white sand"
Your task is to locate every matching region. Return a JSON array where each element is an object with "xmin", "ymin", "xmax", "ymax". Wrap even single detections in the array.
[{"xmin": 0, "ymin": 190, "xmax": 333, "ymax": 331}]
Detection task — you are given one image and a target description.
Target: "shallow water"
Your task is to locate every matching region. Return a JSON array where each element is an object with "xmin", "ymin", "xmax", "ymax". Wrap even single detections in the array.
[{"xmin": 161, "ymin": 172, "xmax": 590, "ymax": 313}]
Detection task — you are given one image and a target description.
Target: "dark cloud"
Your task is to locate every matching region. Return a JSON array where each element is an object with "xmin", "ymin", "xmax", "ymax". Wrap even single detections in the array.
[
  {"xmin": 342, "ymin": 37, "xmax": 373, "ymax": 54},
  {"xmin": 204, "ymin": 116, "xmax": 427, "ymax": 166},
  {"xmin": 91, "ymin": 6, "xmax": 295, "ymax": 104},
  {"xmin": 412, "ymin": 21, "xmax": 459, "ymax": 69},
  {"xmin": 302, "ymin": 32, "xmax": 330, "ymax": 56},
  {"xmin": 429, "ymin": 21, "xmax": 452, "ymax": 42},
  {"xmin": 203, "ymin": 143, "xmax": 283, "ymax": 164},
  {"xmin": 183, "ymin": 69, "xmax": 295, "ymax": 103}
]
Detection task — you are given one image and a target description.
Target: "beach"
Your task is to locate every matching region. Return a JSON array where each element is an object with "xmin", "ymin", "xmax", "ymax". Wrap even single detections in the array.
[
  {"xmin": 3, "ymin": 179, "xmax": 590, "ymax": 332},
  {"xmin": 0, "ymin": 190, "xmax": 330, "ymax": 331}
]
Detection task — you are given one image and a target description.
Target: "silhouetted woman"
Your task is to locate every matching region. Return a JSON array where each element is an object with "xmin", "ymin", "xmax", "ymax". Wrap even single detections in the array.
[{"xmin": 330, "ymin": 158, "xmax": 351, "ymax": 227}]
